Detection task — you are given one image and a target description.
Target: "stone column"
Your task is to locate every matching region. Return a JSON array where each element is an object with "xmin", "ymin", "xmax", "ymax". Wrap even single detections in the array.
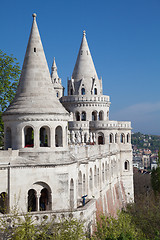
[
  {"xmin": 37, "ymin": 193, "xmax": 40, "ymax": 211},
  {"xmin": 50, "ymin": 127, "xmax": 55, "ymax": 148},
  {"xmin": 34, "ymin": 127, "xmax": 39, "ymax": 148}
]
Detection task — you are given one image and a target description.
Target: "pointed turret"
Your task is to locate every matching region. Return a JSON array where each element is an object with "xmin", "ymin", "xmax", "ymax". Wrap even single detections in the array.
[
  {"xmin": 72, "ymin": 31, "xmax": 98, "ymax": 81},
  {"xmin": 51, "ymin": 57, "xmax": 64, "ymax": 98},
  {"xmin": 4, "ymin": 14, "xmax": 67, "ymax": 115},
  {"xmin": 69, "ymin": 31, "xmax": 102, "ymax": 96},
  {"xmin": 51, "ymin": 57, "xmax": 59, "ymax": 82}
]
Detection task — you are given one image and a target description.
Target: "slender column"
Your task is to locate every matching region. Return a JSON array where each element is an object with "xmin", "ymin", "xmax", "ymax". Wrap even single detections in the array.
[
  {"xmin": 37, "ymin": 193, "xmax": 40, "ymax": 211},
  {"xmin": 50, "ymin": 127, "xmax": 55, "ymax": 148},
  {"xmin": 34, "ymin": 128, "xmax": 39, "ymax": 148}
]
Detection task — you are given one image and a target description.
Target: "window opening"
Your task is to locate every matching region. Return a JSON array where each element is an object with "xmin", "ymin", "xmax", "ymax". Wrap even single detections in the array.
[{"xmin": 81, "ymin": 88, "xmax": 85, "ymax": 95}]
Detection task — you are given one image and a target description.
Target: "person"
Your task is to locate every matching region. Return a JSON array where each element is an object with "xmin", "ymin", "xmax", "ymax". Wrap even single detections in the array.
[{"xmin": 82, "ymin": 195, "xmax": 88, "ymax": 206}]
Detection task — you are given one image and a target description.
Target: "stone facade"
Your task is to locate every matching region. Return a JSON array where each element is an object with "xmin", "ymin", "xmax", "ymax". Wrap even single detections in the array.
[{"xmin": 0, "ymin": 14, "xmax": 134, "ymax": 231}]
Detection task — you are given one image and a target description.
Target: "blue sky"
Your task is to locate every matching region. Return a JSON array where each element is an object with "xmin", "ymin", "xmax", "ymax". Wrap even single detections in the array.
[{"xmin": 1, "ymin": 0, "xmax": 160, "ymax": 135}]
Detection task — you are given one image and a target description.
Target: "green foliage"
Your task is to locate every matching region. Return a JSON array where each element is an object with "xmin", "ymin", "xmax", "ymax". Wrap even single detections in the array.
[
  {"xmin": 51, "ymin": 217, "xmax": 86, "ymax": 240},
  {"xmin": 126, "ymin": 194, "xmax": 160, "ymax": 240},
  {"xmin": 0, "ymin": 213, "xmax": 87, "ymax": 240},
  {"xmin": 0, "ymin": 50, "xmax": 20, "ymax": 147},
  {"xmin": 92, "ymin": 211, "xmax": 144, "ymax": 240},
  {"xmin": 151, "ymin": 167, "xmax": 160, "ymax": 194},
  {"xmin": 151, "ymin": 149, "xmax": 160, "ymax": 195}
]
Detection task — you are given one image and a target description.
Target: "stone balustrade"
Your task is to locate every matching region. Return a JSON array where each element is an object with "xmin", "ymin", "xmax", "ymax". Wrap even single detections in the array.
[
  {"xmin": 61, "ymin": 95, "xmax": 110, "ymax": 103},
  {"xmin": 0, "ymin": 199, "xmax": 96, "ymax": 229},
  {"xmin": 90, "ymin": 120, "xmax": 131, "ymax": 129}
]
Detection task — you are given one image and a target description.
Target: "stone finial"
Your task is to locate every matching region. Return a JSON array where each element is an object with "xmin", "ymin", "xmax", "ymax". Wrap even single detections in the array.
[
  {"xmin": 32, "ymin": 13, "xmax": 37, "ymax": 18},
  {"xmin": 83, "ymin": 30, "xmax": 86, "ymax": 36}
]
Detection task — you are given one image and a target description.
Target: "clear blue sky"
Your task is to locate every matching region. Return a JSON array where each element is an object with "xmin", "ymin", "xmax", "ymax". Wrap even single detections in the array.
[{"xmin": 1, "ymin": 0, "xmax": 160, "ymax": 135}]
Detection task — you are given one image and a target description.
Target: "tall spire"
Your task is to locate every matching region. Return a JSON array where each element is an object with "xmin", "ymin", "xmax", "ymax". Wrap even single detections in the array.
[
  {"xmin": 72, "ymin": 30, "xmax": 98, "ymax": 81},
  {"xmin": 4, "ymin": 14, "xmax": 68, "ymax": 115}
]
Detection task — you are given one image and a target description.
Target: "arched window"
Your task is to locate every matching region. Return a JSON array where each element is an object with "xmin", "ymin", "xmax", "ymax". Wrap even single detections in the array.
[
  {"xmin": 70, "ymin": 179, "xmax": 74, "ymax": 209},
  {"xmin": 81, "ymin": 111, "xmax": 86, "ymax": 121},
  {"xmin": 0, "ymin": 192, "xmax": 8, "ymax": 214},
  {"xmin": 99, "ymin": 111, "xmax": 104, "ymax": 121},
  {"xmin": 127, "ymin": 133, "xmax": 130, "ymax": 143},
  {"xmin": 121, "ymin": 133, "xmax": 125, "ymax": 143},
  {"xmin": 24, "ymin": 126, "xmax": 34, "ymax": 148},
  {"xmin": 75, "ymin": 112, "xmax": 80, "ymax": 121},
  {"xmin": 92, "ymin": 111, "xmax": 97, "ymax": 121},
  {"xmin": 89, "ymin": 168, "xmax": 93, "ymax": 192},
  {"xmin": 55, "ymin": 126, "xmax": 63, "ymax": 147},
  {"xmin": 5, "ymin": 127, "xmax": 12, "ymax": 149},
  {"xmin": 94, "ymin": 88, "xmax": 97, "ymax": 95},
  {"xmin": 78, "ymin": 171, "xmax": 82, "ymax": 198},
  {"xmin": 98, "ymin": 132, "xmax": 104, "ymax": 145},
  {"xmin": 40, "ymin": 188, "xmax": 49, "ymax": 211},
  {"xmin": 81, "ymin": 88, "xmax": 85, "ymax": 95},
  {"xmin": 109, "ymin": 133, "xmax": 114, "ymax": 143},
  {"xmin": 28, "ymin": 189, "xmax": 37, "ymax": 212},
  {"xmin": 124, "ymin": 160, "xmax": 129, "ymax": 170},
  {"xmin": 40, "ymin": 126, "xmax": 50, "ymax": 147},
  {"xmin": 56, "ymin": 91, "xmax": 59, "ymax": 97}
]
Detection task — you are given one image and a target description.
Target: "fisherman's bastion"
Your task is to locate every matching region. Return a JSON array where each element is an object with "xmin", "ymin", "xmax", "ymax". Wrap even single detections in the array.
[{"xmin": 0, "ymin": 14, "xmax": 134, "ymax": 231}]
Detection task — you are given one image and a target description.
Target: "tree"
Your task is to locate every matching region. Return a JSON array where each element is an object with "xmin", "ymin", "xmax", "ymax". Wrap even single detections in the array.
[
  {"xmin": 151, "ymin": 149, "xmax": 160, "ymax": 195},
  {"xmin": 0, "ymin": 212, "xmax": 87, "ymax": 240},
  {"xmin": 92, "ymin": 211, "xmax": 144, "ymax": 240},
  {"xmin": 0, "ymin": 50, "xmax": 20, "ymax": 147}
]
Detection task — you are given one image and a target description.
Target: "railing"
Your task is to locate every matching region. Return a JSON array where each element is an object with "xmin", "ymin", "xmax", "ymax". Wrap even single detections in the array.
[
  {"xmin": 90, "ymin": 120, "xmax": 131, "ymax": 129},
  {"xmin": 0, "ymin": 199, "xmax": 96, "ymax": 226},
  {"xmin": 61, "ymin": 95, "xmax": 110, "ymax": 103}
]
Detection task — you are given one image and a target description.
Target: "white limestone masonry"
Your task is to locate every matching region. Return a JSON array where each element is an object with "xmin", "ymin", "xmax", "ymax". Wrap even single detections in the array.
[{"xmin": 0, "ymin": 14, "xmax": 134, "ymax": 232}]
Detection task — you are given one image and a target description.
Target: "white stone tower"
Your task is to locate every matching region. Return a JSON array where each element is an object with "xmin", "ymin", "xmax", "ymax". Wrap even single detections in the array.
[
  {"xmin": 61, "ymin": 31, "xmax": 110, "ymax": 145},
  {"xmin": 3, "ymin": 14, "xmax": 70, "ymax": 150}
]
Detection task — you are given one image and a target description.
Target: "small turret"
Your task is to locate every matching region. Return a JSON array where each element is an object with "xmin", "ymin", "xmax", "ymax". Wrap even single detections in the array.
[{"xmin": 51, "ymin": 57, "xmax": 64, "ymax": 98}]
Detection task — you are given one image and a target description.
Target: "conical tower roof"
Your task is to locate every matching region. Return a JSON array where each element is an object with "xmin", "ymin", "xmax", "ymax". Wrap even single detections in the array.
[
  {"xmin": 72, "ymin": 31, "xmax": 98, "ymax": 81},
  {"xmin": 4, "ymin": 14, "xmax": 68, "ymax": 116}
]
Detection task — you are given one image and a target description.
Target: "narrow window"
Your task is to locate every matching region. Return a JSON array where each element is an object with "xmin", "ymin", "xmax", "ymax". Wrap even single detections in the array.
[
  {"xmin": 75, "ymin": 112, "xmax": 80, "ymax": 121},
  {"xmin": 55, "ymin": 126, "xmax": 63, "ymax": 147},
  {"xmin": 70, "ymin": 88, "xmax": 73, "ymax": 95},
  {"xmin": 124, "ymin": 161, "xmax": 129, "ymax": 170},
  {"xmin": 81, "ymin": 88, "xmax": 85, "ymax": 95},
  {"xmin": 94, "ymin": 88, "xmax": 97, "ymax": 95},
  {"xmin": 81, "ymin": 111, "xmax": 86, "ymax": 121},
  {"xmin": 34, "ymin": 48, "xmax": 36, "ymax": 52}
]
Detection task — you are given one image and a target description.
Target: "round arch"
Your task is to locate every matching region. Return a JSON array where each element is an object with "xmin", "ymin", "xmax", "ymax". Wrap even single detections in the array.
[
  {"xmin": 55, "ymin": 126, "xmax": 63, "ymax": 147},
  {"xmin": 98, "ymin": 132, "xmax": 104, "ymax": 145},
  {"xmin": 24, "ymin": 126, "xmax": 34, "ymax": 148}
]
